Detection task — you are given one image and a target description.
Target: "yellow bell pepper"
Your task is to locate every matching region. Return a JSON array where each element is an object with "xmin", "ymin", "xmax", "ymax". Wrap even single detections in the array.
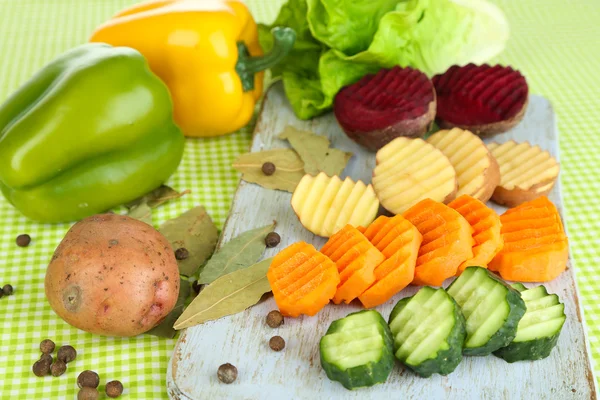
[{"xmin": 90, "ymin": 0, "xmax": 295, "ymax": 137}]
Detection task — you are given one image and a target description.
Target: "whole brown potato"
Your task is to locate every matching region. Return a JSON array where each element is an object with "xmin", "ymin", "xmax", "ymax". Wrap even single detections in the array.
[{"xmin": 45, "ymin": 214, "xmax": 179, "ymax": 337}]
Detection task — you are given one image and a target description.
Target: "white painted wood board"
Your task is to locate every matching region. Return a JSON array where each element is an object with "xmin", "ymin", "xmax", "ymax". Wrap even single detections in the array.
[{"xmin": 167, "ymin": 82, "xmax": 597, "ymax": 400}]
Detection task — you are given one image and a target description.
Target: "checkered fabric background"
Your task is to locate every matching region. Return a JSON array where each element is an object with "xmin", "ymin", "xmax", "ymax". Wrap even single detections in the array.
[{"xmin": 0, "ymin": 0, "xmax": 598, "ymax": 398}]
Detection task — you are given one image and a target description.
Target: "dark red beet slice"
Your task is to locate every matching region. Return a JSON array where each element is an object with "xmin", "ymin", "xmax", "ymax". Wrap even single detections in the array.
[
  {"xmin": 433, "ymin": 64, "xmax": 528, "ymax": 136},
  {"xmin": 334, "ymin": 66, "xmax": 436, "ymax": 151}
]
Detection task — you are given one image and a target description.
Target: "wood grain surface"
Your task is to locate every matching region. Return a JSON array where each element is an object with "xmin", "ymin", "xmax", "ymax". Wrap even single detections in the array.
[{"xmin": 167, "ymin": 82, "xmax": 597, "ymax": 400}]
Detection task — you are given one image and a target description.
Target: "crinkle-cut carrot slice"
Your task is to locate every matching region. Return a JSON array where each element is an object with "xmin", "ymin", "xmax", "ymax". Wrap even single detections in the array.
[
  {"xmin": 267, "ymin": 242, "xmax": 339, "ymax": 317},
  {"xmin": 403, "ymin": 198, "xmax": 474, "ymax": 286},
  {"xmin": 321, "ymin": 225, "xmax": 384, "ymax": 304},
  {"xmin": 448, "ymin": 195, "xmax": 504, "ymax": 274},
  {"xmin": 489, "ymin": 196, "xmax": 568, "ymax": 281},
  {"xmin": 358, "ymin": 215, "xmax": 422, "ymax": 308}
]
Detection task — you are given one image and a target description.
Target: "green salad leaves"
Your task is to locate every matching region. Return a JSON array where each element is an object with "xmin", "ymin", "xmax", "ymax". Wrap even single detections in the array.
[{"xmin": 259, "ymin": 0, "xmax": 509, "ymax": 119}]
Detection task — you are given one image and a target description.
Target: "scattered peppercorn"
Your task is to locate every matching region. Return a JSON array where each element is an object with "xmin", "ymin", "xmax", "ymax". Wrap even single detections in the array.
[
  {"xmin": 217, "ymin": 363, "xmax": 238, "ymax": 384},
  {"xmin": 32, "ymin": 358, "xmax": 51, "ymax": 377},
  {"xmin": 192, "ymin": 280, "xmax": 202, "ymax": 295},
  {"xmin": 269, "ymin": 336, "xmax": 286, "ymax": 351},
  {"xmin": 16, "ymin": 234, "xmax": 31, "ymax": 247},
  {"xmin": 105, "ymin": 380, "xmax": 124, "ymax": 398},
  {"xmin": 51, "ymin": 360, "xmax": 67, "ymax": 377},
  {"xmin": 261, "ymin": 162, "xmax": 276, "ymax": 176},
  {"xmin": 2, "ymin": 284, "xmax": 13, "ymax": 296},
  {"xmin": 78, "ymin": 387, "xmax": 99, "ymax": 400},
  {"xmin": 175, "ymin": 247, "xmax": 189, "ymax": 260},
  {"xmin": 40, "ymin": 339, "xmax": 55, "ymax": 354},
  {"xmin": 77, "ymin": 370, "xmax": 100, "ymax": 389},
  {"xmin": 266, "ymin": 310, "xmax": 284, "ymax": 328},
  {"xmin": 57, "ymin": 345, "xmax": 77, "ymax": 363},
  {"xmin": 265, "ymin": 232, "xmax": 281, "ymax": 248}
]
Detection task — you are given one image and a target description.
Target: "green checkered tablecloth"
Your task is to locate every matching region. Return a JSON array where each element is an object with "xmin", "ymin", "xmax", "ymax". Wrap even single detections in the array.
[{"xmin": 0, "ymin": 0, "xmax": 598, "ymax": 398}]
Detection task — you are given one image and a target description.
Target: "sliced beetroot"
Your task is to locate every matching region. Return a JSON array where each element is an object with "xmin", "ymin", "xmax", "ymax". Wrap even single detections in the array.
[
  {"xmin": 334, "ymin": 66, "xmax": 436, "ymax": 151},
  {"xmin": 433, "ymin": 64, "xmax": 528, "ymax": 136}
]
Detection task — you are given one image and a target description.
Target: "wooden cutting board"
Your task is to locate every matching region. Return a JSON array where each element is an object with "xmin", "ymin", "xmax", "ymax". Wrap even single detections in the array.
[{"xmin": 167, "ymin": 82, "xmax": 597, "ymax": 400}]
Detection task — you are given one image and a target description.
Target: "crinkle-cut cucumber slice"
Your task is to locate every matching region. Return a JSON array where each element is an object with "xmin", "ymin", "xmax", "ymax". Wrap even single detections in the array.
[
  {"xmin": 388, "ymin": 287, "xmax": 466, "ymax": 377},
  {"xmin": 447, "ymin": 266, "xmax": 526, "ymax": 356}
]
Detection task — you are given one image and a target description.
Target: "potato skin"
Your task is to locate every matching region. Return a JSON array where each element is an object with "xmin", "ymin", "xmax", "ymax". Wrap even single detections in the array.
[{"xmin": 45, "ymin": 214, "xmax": 179, "ymax": 337}]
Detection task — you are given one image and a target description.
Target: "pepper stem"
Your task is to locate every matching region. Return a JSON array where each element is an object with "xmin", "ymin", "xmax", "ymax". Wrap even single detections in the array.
[{"xmin": 236, "ymin": 27, "xmax": 296, "ymax": 92}]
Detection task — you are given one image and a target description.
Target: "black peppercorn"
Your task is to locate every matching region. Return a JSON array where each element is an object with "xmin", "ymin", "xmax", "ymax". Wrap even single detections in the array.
[
  {"xmin": 16, "ymin": 234, "xmax": 31, "ymax": 247},
  {"xmin": 261, "ymin": 162, "xmax": 276, "ymax": 176},
  {"xmin": 78, "ymin": 387, "xmax": 99, "ymax": 400},
  {"xmin": 32, "ymin": 358, "xmax": 51, "ymax": 377},
  {"xmin": 57, "ymin": 345, "xmax": 77, "ymax": 363},
  {"xmin": 40, "ymin": 354, "xmax": 53, "ymax": 364},
  {"xmin": 269, "ymin": 336, "xmax": 285, "ymax": 351},
  {"xmin": 217, "ymin": 363, "xmax": 238, "ymax": 384},
  {"xmin": 265, "ymin": 232, "xmax": 281, "ymax": 248},
  {"xmin": 51, "ymin": 360, "xmax": 67, "ymax": 377},
  {"xmin": 77, "ymin": 370, "xmax": 100, "ymax": 389},
  {"xmin": 266, "ymin": 310, "xmax": 284, "ymax": 328},
  {"xmin": 105, "ymin": 380, "xmax": 124, "ymax": 398},
  {"xmin": 40, "ymin": 339, "xmax": 55, "ymax": 354},
  {"xmin": 2, "ymin": 284, "xmax": 13, "ymax": 296},
  {"xmin": 175, "ymin": 248, "xmax": 189, "ymax": 260}
]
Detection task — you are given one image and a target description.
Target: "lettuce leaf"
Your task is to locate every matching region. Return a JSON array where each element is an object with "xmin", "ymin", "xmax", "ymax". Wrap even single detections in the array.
[{"xmin": 263, "ymin": 0, "xmax": 509, "ymax": 120}]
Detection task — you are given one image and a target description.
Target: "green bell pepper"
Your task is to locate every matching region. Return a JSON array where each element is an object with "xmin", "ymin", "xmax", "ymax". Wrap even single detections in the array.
[{"xmin": 0, "ymin": 43, "xmax": 185, "ymax": 223}]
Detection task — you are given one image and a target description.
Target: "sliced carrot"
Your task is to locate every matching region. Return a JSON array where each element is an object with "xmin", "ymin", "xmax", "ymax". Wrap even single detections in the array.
[
  {"xmin": 448, "ymin": 194, "xmax": 504, "ymax": 274},
  {"xmin": 358, "ymin": 215, "xmax": 422, "ymax": 308},
  {"xmin": 267, "ymin": 242, "xmax": 340, "ymax": 317},
  {"xmin": 403, "ymin": 198, "xmax": 474, "ymax": 286},
  {"xmin": 320, "ymin": 225, "xmax": 385, "ymax": 304},
  {"xmin": 489, "ymin": 196, "xmax": 568, "ymax": 282}
]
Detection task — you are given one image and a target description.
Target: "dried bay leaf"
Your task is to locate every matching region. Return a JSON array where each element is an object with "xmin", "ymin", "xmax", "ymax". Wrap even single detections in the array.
[
  {"xmin": 159, "ymin": 206, "xmax": 219, "ymax": 277},
  {"xmin": 279, "ymin": 126, "xmax": 352, "ymax": 176},
  {"xmin": 146, "ymin": 277, "xmax": 191, "ymax": 338},
  {"xmin": 232, "ymin": 149, "xmax": 304, "ymax": 192},
  {"xmin": 126, "ymin": 185, "xmax": 190, "ymax": 209},
  {"xmin": 127, "ymin": 203, "xmax": 153, "ymax": 226},
  {"xmin": 198, "ymin": 223, "xmax": 275, "ymax": 284},
  {"xmin": 174, "ymin": 258, "xmax": 273, "ymax": 329}
]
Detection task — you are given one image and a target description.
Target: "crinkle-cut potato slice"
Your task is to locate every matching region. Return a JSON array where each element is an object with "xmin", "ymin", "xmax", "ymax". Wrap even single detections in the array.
[
  {"xmin": 291, "ymin": 172, "xmax": 379, "ymax": 237},
  {"xmin": 487, "ymin": 140, "xmax": 559, "ymax": 207},
  {"xmin": 372, "ymin": 137, "xmax": 457, "ymax": 215},
  {"xmin": 427, "ymin": 128, "xmax": 500, "ymax": 202}
]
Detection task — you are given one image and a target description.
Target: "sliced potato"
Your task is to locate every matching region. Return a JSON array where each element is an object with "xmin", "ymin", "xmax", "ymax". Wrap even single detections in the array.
[
  {"xmin": 372, "ymin": 137, "xmax": 457, "ymax": 215},
  {"xmin": 291, "ymin": 172, "xmax": 379, "ymax": 237},
  {"xmin": 427, "ymin": 128, "xmax": 500, "ymax": 202},
  {"xmin": 487, "ymin": 140, "xmax": 559, "ymax": 207}
]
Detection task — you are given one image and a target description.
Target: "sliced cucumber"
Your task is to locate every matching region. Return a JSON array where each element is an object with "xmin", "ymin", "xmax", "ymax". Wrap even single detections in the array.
[
  {"xmin": 494, "ymin": 285, "xmax": 566, "ymax": 362},
  {"xmin": 447, "ymin": 266, "xmax": 526, "ymax": 356},
  {"xmin": 511, "ymin": 283, "xmax": 527, "ymax": 292},
  {"xmin": 320, "ymin": 310, "xmax": 394, "ymax": 390},
  {"xmin": 388, "ymin": 287, "xmax": 466, "ymax": 377}
]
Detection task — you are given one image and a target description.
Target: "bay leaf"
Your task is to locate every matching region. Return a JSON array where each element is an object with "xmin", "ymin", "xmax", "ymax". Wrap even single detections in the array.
[
  {"xmin": 174, "ymin": 258, "xmax": 273, "ymax": 329},
  {"xmin": 279, "ymin": 125, "xmax": 352, "ymax": 176},
  {"xmin": 126, "ymin": 185, "xmax": 190, "ymax": 209},
  {"xmin": 159, "ymin": 206, "xmax": 219, "ymax": 277},
  {"xmin": 198, "ymin": 223, "xmax": 275, "ymax": 284},
  {"xmin": 127, "ymin": 203, "xmax": 153, "ymax": 226},
  {"xmin": 146, "ymin": 277, "xmax": 191, "ymax": 338},
  {"xmin": 232, "ymin": 149, "xmax": 305, "ymax": 192}
]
